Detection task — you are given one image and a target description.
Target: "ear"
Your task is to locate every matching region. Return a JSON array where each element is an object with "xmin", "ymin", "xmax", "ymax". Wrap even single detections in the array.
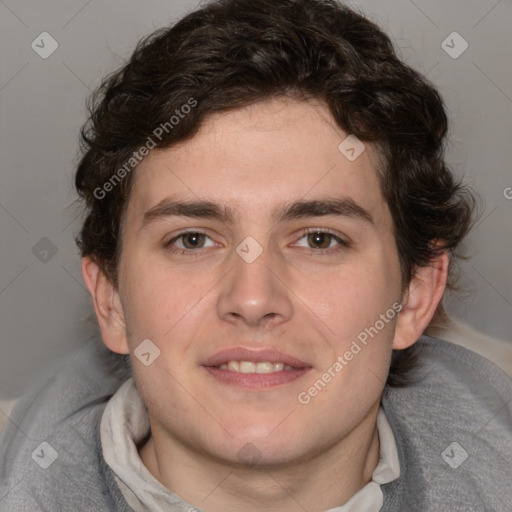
[
  {"xmin": 393, "ymin": 251, "xmax": 449, "ymax": 350},
  {"xmin": 81, "ymin": 256, "xmax": 129, "ymax": 355}
]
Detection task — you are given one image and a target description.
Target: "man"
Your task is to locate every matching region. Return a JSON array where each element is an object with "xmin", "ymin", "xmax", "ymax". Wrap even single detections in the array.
[{"xmin": 1, "ymin": 0, "xmax": 511, "ymax": 510}]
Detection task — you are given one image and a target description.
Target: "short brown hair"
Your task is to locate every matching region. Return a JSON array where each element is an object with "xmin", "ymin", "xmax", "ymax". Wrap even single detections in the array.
[{"xmin": 75, "ymin": 0, "xmax": 476, "ymax": 384}]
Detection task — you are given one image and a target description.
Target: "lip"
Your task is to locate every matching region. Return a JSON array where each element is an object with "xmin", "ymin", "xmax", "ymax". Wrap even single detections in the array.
[
  {"xmin": 202, "ymin": 347, "xmax": 311, "ymax": 368},
  {"xmin": 202, "ymin": 347, "xmax": 312, "ymax": 391},
  {"xmin": 203, "ymin": 366, "xmax": 311, "ymax": 390}
]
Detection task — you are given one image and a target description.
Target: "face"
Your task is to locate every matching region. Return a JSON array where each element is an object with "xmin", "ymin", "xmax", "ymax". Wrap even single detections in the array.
[{"xmin": 113, "ymin": 97, "xmax": 405, "ymax": 465}]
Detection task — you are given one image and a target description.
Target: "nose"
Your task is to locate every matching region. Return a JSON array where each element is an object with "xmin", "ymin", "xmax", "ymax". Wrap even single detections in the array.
[{"xmin": 216, "ymin": 241, "xmax": 294, "ymax": 328}]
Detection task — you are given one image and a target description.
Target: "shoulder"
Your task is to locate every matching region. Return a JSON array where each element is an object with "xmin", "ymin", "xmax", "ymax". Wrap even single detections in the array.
[
  {"xmin": 381, "ymin": 335, "xmax": 512, "ymax": 511},
  {"xmin": 0, "ymin": 338, "xmax": 132, "ymax": 511}
]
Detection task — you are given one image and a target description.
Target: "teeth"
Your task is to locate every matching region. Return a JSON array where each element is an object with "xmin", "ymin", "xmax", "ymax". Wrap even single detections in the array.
[
  {"xmin": 239, "ymin": 361, "xmax": 255, "ymax": 373},
  {"xmin": 256, "ymin": 362, "xmax": 274, "ymax": 374},
  {"xmin": 217, "ymin": 361, "xmax": 296, "ymax": 373},
  {"xmin": 227, "ymin": 361, "xmax": 240, "ymax": 371}
]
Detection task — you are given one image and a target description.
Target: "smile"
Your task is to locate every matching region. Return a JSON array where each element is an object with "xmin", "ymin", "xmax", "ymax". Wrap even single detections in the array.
[
  {"xmin": 202, "ymin": 347, "xmax": 312, "ymax": 389},
  {"xmin": 216, "ymin": 361, "xmax": 296, "ymax": 373}
]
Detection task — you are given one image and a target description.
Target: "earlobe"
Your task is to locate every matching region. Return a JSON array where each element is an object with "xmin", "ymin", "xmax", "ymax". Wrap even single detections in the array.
[
  {"xmin": 81, "ymin": 256, "xmax": 129, "ymax": 355},
  {"xmin": 393, "ymin": 252, "xmax": 449, "ymax": 350}
]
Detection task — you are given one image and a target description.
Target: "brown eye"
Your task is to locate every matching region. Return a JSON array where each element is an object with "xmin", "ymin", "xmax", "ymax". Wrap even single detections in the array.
[
  {"xmin": 181, "ymin": 232, "xmax": 206, "ymax": 249},
  {"xmin": 293, "ymin": 230, "xmax": 350, "ymax": 253},
  {"xmin": 166, "ymin": 231, "xmax": 216, "ymax": 253},
  {"xmin": 307, "ymin": 232, "xmax": 333, "ymax": 249}
]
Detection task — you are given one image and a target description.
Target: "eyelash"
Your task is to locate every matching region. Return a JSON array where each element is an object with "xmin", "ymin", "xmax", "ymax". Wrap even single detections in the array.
[
  {"xmin": 293, "ymin": 228, "xmax": 350, "ymax": 254},
  {"xmin": 164, "ymin": 228, "xmax": 350, "ymax": 257}
]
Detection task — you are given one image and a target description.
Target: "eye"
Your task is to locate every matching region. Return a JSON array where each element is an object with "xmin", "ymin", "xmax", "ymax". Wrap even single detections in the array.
[
  {"xmin": 294, "ymin": 230, "xmax": 349, "ymax": 251},
  {"xmin": 165, "ymin": 231, "xmax": 217, "ymax": 253}
]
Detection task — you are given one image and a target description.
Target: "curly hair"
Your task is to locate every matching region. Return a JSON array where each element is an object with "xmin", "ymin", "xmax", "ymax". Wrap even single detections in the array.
[{"xmin": 75, "ymin": 0, "xmax": 476, "ymax": 385}]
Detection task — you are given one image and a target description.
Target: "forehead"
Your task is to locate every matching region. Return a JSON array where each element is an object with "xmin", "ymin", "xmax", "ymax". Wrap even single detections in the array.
[{"xmin": 126, "ymin": 97, "xmax": 388, "ymax": 225}]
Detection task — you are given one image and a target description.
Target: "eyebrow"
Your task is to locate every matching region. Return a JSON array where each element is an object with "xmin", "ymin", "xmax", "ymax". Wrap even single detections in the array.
[{"xmin": 141, "ymin": 197, "xmax": 373, "ymax": 228}]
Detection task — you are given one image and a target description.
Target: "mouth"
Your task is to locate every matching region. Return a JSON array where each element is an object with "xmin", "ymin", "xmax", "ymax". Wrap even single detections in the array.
[
  {"xmin": 216, "ymin": 361, "xmax": 297, "ymax": 373},
  {"xmin": 202, "ymin": 348, "xmax": 312, "ymax": 390}
]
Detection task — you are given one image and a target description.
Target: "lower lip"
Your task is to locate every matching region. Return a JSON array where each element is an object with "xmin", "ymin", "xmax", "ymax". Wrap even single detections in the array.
[{"xmin": 202, "ymin": 366, "xmax": 311, "ymax": 390}]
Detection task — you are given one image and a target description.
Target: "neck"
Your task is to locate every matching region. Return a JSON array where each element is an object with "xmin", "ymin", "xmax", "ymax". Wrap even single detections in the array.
[{"xmin": 139, "ymin": 403, "xmax": 381, "ymax": 512}]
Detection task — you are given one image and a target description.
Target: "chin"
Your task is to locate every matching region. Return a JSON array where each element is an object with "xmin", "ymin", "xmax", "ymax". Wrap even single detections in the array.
[
  {"xmin": 205, "ymin": 423, "xmax": 315, "ymax": 467},
  {"xmin": 220, "ymin": 412, "xmax": 294, "ymax": 441},
  {"xmin": 211, "ymin": 440, "xmax": 306, "ymax": 468}
]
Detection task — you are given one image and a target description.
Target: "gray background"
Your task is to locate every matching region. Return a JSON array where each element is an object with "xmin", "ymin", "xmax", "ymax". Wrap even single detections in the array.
[{"xmin": 1, "ymin": 0, "xmax": 511, "ymax": 401}]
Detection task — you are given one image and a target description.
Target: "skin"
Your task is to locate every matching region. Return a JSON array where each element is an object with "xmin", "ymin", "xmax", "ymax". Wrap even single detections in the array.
[{"xmin": 82, "ymin": 97, "xmax": 448, "ymax": 512}]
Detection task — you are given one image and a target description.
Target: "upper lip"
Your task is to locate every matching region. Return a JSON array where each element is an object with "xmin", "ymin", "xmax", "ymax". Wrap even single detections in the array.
[{"xmin": 203, "ymin": 347, "xmax": 311, "ymax": 368}]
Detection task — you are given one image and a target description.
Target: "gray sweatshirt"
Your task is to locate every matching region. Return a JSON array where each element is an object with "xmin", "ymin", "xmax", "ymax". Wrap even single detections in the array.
[{"xmin": 1, "ymin": 335, "xmax": 511, "ymax": 511}]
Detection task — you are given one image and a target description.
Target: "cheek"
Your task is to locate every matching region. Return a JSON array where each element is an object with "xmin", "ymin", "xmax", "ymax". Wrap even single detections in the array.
[
  {"xmin": 131, "ymin": 363, "xmax": 196, "ymax": 440},
  {"xmin": 297, "ymin": 258, "xmax": 399, "ymax": 336},
  {"xmin": 120, "ymin": 258, "xmax": 205, "ymax": 340}
]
